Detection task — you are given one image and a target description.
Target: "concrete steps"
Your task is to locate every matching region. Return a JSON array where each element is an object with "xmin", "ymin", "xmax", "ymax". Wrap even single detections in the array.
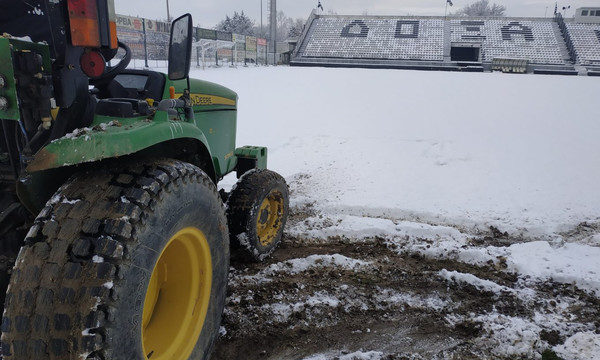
[{"xmin": 551, "ymin": 21, "xmax": 574, "ymax": 63}]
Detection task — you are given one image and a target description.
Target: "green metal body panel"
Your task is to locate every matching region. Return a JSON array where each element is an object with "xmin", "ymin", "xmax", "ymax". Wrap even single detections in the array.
[
  {"xmin": 1, "ymin": 39, "xmax": 270, "ymax": 215},
  {"xmin": 168, "ymin": 77, "xmax": 239, "ymax": 176},
  {"xmin": 0, "ymin": 38, "xmax": 52, "ymax": 121},
  {"xmin": 27, "ymin": 72, "xmax": 240, "ymax": 179},
  {"xmin": 26, "ymin": 114, "xmax": 210, "ymax": 171},
  {"xmin": 235, "ymin": 146, "xmax": 268, "ymax": 170}
]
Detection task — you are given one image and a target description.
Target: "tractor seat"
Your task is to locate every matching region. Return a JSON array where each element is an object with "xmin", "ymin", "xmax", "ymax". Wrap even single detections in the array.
[{"xmin": 96, "ymin": 98, "xmax": 151, "ymax": 117}]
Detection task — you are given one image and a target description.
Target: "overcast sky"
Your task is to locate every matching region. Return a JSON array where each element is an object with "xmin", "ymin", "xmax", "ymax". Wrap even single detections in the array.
[{"xmin": 116, "ymin": 0, "xmax": 590, "ymax": 28}]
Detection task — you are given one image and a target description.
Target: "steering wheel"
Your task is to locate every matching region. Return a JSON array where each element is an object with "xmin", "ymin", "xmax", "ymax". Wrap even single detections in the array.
[
  {"xmin": 100, "ymin": 40, "xmax": 132, "ymax": 80},
  {"xmin": 86, "ymin": 40, "xmax": 132, "ymax": 87}
]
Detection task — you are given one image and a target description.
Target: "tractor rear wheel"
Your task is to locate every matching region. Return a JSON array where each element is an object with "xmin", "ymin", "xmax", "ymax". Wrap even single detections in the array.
[
  {"xmin": 0, "ymin": 191, "xmax": 31, "ymax": 317},
  {"xmin": 1, "ymin": 159, "xmax": 229, "ymax": 360},
  {"xmin": 226, "ymin": 169, "xmax": 289, "ymax": 261}
]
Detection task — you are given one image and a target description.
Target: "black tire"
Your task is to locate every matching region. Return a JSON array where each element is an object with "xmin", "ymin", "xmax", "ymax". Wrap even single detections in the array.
[
  {"xmin": 226, "ymin": 169, "xmax": 289, "ymax": 261},
  {"xmin": 1, "ymin": 159, "xmax": 229, "ymax": 360},
  {"xmin": 0, "ymin": 194, "xmax": 31, "ymax": 318}
]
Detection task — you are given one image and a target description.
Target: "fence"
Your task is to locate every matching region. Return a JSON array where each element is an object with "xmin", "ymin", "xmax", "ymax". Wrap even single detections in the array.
[{"xmin": 115, "ymin": 14, "xmax": 275, "ymax": 68}]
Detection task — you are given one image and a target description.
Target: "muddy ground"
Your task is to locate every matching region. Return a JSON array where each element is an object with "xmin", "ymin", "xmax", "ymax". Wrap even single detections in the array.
[{"xmin": 214, "ymin": 204, "xmax": 600, "ymax": 360}]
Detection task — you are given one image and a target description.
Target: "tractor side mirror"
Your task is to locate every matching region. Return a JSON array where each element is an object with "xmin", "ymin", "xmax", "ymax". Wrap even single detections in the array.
[{"xmin": 168, "ymin": 13, "xmax": 193, "ymax": 81}]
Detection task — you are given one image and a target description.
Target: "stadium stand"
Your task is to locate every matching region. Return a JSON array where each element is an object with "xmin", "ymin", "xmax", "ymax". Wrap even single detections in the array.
[
  {"xmin": 291, "ymin": 11, "xmax": 600, "ymax": 75},
  {"xmin": 302, "ymin": 17, "xmax": 445, "ymax": 61},
  {"xmin": 564, "ymin": 23, "xmax": 600, "ymax": 65},
  {"xmin": 450, "ymin": 19, "xmax": 565, "ymax": 65}
]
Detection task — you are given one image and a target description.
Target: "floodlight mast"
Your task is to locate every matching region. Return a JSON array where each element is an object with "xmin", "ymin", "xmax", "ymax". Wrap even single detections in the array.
[
  {"xmin": 166, "ymin": 0, "xmax": 171, "ymax": 22},
  {"xmin": 270, "ymin": 0, "xmax": 276, "ymax": 64}
]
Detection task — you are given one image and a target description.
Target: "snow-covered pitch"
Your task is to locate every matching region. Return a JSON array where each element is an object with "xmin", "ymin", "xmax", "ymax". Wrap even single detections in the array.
[
  {"xmin": 204, "ymin": 66, "xmax": 599, "ymax": 241},
  {"xmin": 195, "ymin": 66, "xmax": 599, "ymax": 359}
]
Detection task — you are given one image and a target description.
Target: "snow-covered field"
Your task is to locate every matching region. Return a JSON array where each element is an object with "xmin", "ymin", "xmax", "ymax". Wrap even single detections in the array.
[{"xmin": 188, "ymin": 66, "xmax": 600, "ymax": 359}]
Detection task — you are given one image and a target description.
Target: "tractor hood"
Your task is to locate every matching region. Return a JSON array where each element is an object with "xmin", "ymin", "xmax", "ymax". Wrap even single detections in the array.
[{"xmin": 167, "ymin": 77, "xmax": 238, "ymax": 112}]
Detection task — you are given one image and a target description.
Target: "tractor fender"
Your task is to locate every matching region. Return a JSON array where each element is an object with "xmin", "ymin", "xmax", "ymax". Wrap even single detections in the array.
[{"xmin": 26, "ymin": 118, "xmax": 213, "ymax": 173}]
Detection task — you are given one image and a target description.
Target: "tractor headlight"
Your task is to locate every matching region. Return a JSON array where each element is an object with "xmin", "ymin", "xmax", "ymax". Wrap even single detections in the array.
[
  {"xmin": 0, "ymin": 75, "xmax": 5, "ymax": 88},
  {"xmin": 0, "ymin": 96, "xmax": 8, "ymax": 111}
]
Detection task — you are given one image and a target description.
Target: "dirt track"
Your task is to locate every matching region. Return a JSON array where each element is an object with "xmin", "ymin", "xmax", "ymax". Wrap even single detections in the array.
[{"xmin": 214, "ymin": 205, "xmax": 600, "ymax": 360}]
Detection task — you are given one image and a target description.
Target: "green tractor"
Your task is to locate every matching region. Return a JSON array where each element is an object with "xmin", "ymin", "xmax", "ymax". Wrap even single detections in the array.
[{"xmin": 0, "ymin": 1, "xmax": 288, "ymax": 359}]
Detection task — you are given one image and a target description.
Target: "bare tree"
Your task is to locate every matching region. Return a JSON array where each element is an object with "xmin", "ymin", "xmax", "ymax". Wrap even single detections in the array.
[
  {"xmin": 288, "ymin": 18, "xmax": 305, "ymax": 39},
  {"xmin": 253, "ymin": 23, "xmax": 268, "ymax": 39},
  {"xmin": 455, "ymin": 0, "xmax": 506, "ymax": 16},
  {"xmin": 249, "ymin": 11, "xmax": 304, "ymax": 40},
  {"xmin": 276, "ymin": 11, "xmax": 294, "ymax": 41}
]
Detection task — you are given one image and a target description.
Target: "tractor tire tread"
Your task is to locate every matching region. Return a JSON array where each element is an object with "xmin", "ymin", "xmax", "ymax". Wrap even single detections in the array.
[{"xmin": 1, "ymin": 158, "xmax": 219, "ymax": 360}]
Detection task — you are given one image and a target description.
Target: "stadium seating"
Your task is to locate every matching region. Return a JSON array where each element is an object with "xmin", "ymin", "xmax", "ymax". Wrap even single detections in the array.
[
  {"xmin": 293, "ymin": 14, "xmax": 600, "ymax": 71},
  {"xmin": 302, "ymin": 17, "xmax": 445, "ymax": 61},
  {"xmin": 564, "ymin": 23, "xmax": 600, "ymax": 65},
  {"xmin": 450, "ymin": 20, "xmax": 564, "ymax": 64}
]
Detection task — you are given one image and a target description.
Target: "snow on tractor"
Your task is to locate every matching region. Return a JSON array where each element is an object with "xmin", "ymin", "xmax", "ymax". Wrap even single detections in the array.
[{"xmin": 0, "ymin": 1, "xmax": 288, "ymax": 359}]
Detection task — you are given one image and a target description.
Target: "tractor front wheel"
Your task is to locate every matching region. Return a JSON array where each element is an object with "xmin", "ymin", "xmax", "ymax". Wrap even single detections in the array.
[
  {"xmin": 226, "ymin": 169, "xmax": 289, "ymax": 261},
  {"xmin": 1, "ymin": 159, "xmax": 229, "ymax": 360}
]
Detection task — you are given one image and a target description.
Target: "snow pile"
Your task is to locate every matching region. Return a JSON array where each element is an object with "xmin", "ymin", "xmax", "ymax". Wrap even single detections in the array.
[
  {"xmin": 446, "ymin": 311, "xmax": 600, "ymax": 360},
  {"xmin": 374, "ymin": 288, "xmax": 451, "ymax": 311},
  {"xmin": 289, "ymin": 214, "xmax": 398, "ymax": 240},
  {"xmin": 439, "ymin": 268, "xmax": 599, "ymax": 358},
  {"xmin": 261, "ymin": 254, "xmax": 372, "ymax": 275},
  {"xmin": 431, "ymin": 240, "xmax": 600, "ymax": 296},
  {"xmin": 255, "ymin": 290, "xmax": 344, "ymax": 325},
  {"xmin": 288, "ymin": 212, "xmax": 600, "ymax": 297},
  {"xmin": 230, "ymin": 254, "xmax": 372, "ymax": 285},
  {"xmin": 506, "ymin": 241, "xmax": 600, "ymax": 296},
  {"xmin": 439, "ymin": 269, "xmax": 509, "ymax": 293},
  {"xmin": 555, "ymin": 332, "xmax": 600, "ymax": 360},
  {"xmin": 472, "ymin": 313, "xmax": 545, "ymax": 358}
]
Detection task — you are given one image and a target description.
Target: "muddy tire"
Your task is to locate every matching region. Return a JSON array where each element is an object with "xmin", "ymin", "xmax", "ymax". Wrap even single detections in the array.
[
  {"xmin": 1, "ymin": 159, "xmax": 229, "ymax": 360},
  {"xmin": 226, "ymin": 169, "xmax": 289, "ymax": 261},
  {"xmin": 0, "ymin": 194, "xmax": 30, "ymax": 318}
]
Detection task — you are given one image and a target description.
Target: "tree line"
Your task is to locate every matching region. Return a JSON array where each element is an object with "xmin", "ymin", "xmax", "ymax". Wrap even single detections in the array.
[
  {"xmin": 214, "ymin": 10, "xmax": 305, "ymax": 41},
  {"xmin": 214, "ymin": 1, "xmax": 506, "ymax": 39}
]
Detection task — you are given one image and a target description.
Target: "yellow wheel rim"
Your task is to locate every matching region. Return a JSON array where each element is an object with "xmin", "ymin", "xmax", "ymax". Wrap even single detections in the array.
[
  {"xmin": 142, "ymin": 227, "xmax": 212, "ymax": 360},
  {"xmin": 256, "ymin": 190, "xmax": 285, "ymax": 247}
]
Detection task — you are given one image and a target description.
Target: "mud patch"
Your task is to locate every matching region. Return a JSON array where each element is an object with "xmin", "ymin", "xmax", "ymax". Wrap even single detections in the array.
[{"xmin": 214, "ymin": 207, "xmax": 600, "ymax": 359}]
